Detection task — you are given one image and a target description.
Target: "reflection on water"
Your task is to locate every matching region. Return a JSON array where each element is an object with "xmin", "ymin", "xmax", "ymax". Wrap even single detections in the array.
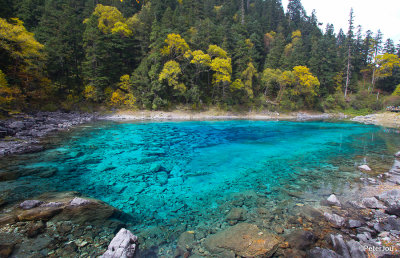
[{"xmin": 1, "ymin": 120, "xmax": 400, "ymax": 249}]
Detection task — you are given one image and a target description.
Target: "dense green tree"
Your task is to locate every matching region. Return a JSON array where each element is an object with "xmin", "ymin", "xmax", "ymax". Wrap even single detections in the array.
[{"xmin": 1, "ymin": 0, "xmax": 399, "ymax": 112}]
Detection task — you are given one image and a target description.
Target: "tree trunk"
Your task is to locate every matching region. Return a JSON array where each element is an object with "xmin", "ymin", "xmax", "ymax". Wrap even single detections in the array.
[
  {"xmin": 371, "ymin": 66, "xmax": 376, "ymax": 92},
  {"xmin": 344, "ymin": 45, "xmax": 351, "ymax": 98},
  {"xmin": 241, "ymin": 0, "xmax": 245, "ymax": 25}
]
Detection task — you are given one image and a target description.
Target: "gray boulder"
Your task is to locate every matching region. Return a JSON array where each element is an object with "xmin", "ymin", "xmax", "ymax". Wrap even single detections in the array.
[
  {"xmin": 346, "ymin": 240, "xmax": 366, "ymax": 258},
  {"xmin": 307, "ymin": 247, "xmax": 340, "ymax": 258},
  {"xmin": 331, "ymin": 234, "xmax": 350, "ymax": 258},
  {"xmin": 376, "ymin": 189, "xmax": 400, "ymax": 216},
  {"xmin": 327, "ymin": 194, "xmax": 341, "ymax": 206},
  {"xmin": 348, "ymin": 219, "xmax": 362, "ymax": 228},
  {"xmin": 324, "ymin": 212, "xmax": 346, "ymax": 228},
  {"xmin": 361, "ymin": 197, "xmax": 386, "ymax": 209},
  {"xmin": 347, "ymin": 200, "xmax": 366, "ymax": 209},
  {"xmin": 395, "ymin": 151, "xmax": 400, "ymax": 157},
  {"xmin": 101, "ymin": 228, "xmax": 138, "ymax": 258}
]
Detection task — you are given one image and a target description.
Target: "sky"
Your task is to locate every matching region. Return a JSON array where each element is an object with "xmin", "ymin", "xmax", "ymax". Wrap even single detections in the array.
[{"xmin": 281, "ymin": 0, "xmax": 400, "ymax": 43}]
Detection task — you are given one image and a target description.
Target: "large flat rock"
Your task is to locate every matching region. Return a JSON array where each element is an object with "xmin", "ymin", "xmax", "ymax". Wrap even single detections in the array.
[{"xmin": 204, "ymin": 223, "xmax": 281, "ymax": 257}]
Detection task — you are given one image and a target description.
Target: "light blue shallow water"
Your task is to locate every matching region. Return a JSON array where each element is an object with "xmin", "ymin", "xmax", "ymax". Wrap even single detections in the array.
[{"xmin": 1, "ymin": 120, "xmax": 400, "ymax": 247}]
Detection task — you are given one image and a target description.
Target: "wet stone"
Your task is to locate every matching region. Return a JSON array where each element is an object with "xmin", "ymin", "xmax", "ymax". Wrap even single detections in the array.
[
  {"xmin": 204, "ymin": 223, "xmax": 281, "ymax": 257},
  {"xmin": 175, "ymin": 231, "xmax": 195, "ymax": 256},
  {"xmin": 286, "ymin": 230, "xmax": 316, "ymax": 251},
  {"xmin": 226, "ymin": 207, "xmax": 247, "ymax": 223}
]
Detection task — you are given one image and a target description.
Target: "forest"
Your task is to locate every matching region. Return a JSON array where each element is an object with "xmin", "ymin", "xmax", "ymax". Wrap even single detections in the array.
[{"xmin": 1, "ymin": 0, "xmax": 400, "ymax": 114}]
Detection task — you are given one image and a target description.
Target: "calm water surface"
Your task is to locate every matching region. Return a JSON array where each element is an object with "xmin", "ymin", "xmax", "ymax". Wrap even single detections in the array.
[{"xmin": 1, "ymin": 120, "xmax": 400, "ymax": 249}]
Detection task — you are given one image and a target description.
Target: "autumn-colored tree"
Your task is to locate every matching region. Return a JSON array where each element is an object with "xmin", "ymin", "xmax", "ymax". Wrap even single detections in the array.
[
  {"xmin": 110, "ymin": 75, "xmax": 136, "ymax": 107},
  {"xmin": 92, "ymin": 4, "xmax": 132, "ymax": 37},
  {"xmin": 207, "ymin": 44, "xmax": 228, "ymax": 58},
  {"xmin": 0, "ymin": 17, "xmax": 48, "ymax": 111},
  {"xmin": 190, "ymin": 50, "xmax": 211, "ymax": 67},
  {"xmin": 281, "ymin": 66, "xmax": 320, "ymax": 108},
  {"xmin": 392, "ymin": 84, "xmax": 400, "ymax": 96},
  {"xmin": 375, "ymin": 53, "xmax": 400, "ymax": 80},
  {"xmin": 159, "ymin": 60, "xmax": 186, "ymax": 93},
  {"xmin": 161, "ymin": 34, "xmax": 190, "ymax": 59},
  {"xmin": 240, "ymin": 62, "xmax": 257, "ymax": 99}
]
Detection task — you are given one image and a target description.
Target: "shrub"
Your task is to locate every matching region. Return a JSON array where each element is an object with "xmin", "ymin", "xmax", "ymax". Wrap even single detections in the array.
[
  {"xmin": 392, "ymin": 84, "xmax": 400, "ymax": 96},
  {"xmin": 384, "ymin": 95, "xmax": 400, "ymax": 107}
]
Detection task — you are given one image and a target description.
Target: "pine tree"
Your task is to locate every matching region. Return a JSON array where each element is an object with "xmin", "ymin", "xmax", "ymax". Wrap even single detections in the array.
[{"xmin": 383, "ymin": 38, "xmax": 396, "ymax": 54}]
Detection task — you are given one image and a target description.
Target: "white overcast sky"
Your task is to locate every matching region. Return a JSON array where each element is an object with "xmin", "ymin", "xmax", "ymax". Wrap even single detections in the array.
[{"xmin": 281, "ymin": 0, "xmax": 400, "ymax": 43}]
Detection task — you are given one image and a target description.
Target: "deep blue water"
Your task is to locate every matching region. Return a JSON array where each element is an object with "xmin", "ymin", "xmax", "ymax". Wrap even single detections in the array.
[{"xmin": 1, "ymin": 120, "xmax": 400, "ymax": 245}]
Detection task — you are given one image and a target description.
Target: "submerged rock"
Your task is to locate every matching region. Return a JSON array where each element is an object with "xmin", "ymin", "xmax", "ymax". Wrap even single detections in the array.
[
  {"xmin": 327, "ymin": 194, "xmax": 341, "ymax": 206},
  {"xmin": 0, "ymin": 171, "xmax": 20, "ymax": 182},
  {"xmin": 286, "ymin": 230, "xmax": 316, "ymax": 250},
  {"xmin": 226, "ymin": 207, "xmax": 247, "ymax": 223},
  {"xmin": 175, "ymin": 231, "xmax": 195, "ymax": 257},
  {"xmin": 101, "ymin": 228, "xmax": 138, "ymax": 258},
  {"xmin": 54, "ymin": 197, "xmax": 115, "ymax": 224},
  {"xmin": 17, "ymin": 206, "xmax": 63, "ymax": 221},
  {"xmin": 204, "ymin": 223, "xmax": 281, "ymax": 257}
]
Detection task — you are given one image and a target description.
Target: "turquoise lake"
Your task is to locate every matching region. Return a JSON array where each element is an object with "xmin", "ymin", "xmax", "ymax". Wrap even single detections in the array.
[{"xmin": 1, "ymin": 120, "xmax": 400, "ymax": 250}]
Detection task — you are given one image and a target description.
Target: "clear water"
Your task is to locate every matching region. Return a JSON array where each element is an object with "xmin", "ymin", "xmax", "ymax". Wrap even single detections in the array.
[{"xmin": 1, "ymin": 120, "xmax": 400, "ymax": 248}]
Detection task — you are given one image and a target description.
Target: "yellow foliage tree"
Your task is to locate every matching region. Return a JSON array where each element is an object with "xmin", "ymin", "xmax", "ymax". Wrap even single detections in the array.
[
  {"xmin": 210, "ymin": 57, "xmax": 232, "ymax": 85},
  {"xmin": 0, "ymin": 18, "xmax": 45, "ymax": 67},
  {"xmin": 281, "ymin": 66, "xmax": 320, "ymax": 107},
  {"xmin": 392, "ymin": 84, "xmax": 400, "ymax": 96},
  {"xmin": 240, "ymin": 62, "xmax": 257, "ymax": 99},
  {"xmin": 190, "ymin": 50, "xmax": 211, "ymax": 67},
  {"xmin": 159, "ymin": 60, "xmax": 186, "ymax": 93},
  {"xmin": 161, "ymin": 34, "xmax": 190, "ymax": 59},
  {"xmin": 207, "ymin": 44, "xmax": 228, "ymax": 58},
  {"xmin": 93, "ymin": 4, "xmax": 132, "ymax": 37},
  {"xmin": 83, "ymin": 85, "xmax": 99, "ymax": 101},
  {"xmin": 110, "ymin": 74, "xmax": 136, "ymax": 107},
  {"xmin": 375, "ymin": 53, "xmax": 400, "ymax": 79},
  {"xmin": 0, "ymin": 18, "xmax": 48, "ymax": 110}
]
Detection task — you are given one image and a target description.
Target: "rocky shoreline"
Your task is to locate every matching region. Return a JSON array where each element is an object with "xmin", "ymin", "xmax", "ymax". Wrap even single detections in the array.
[
  {"xmin": 352, "ymin": 112, "xmax": 400, "ymax": 128},
  {"xmin": 101, "ymin": 110, "xmax": 345, "ymax": 122},
  {"xmin": 0, "ymin": 112, "xmax": 97, "ymax": 156}
]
